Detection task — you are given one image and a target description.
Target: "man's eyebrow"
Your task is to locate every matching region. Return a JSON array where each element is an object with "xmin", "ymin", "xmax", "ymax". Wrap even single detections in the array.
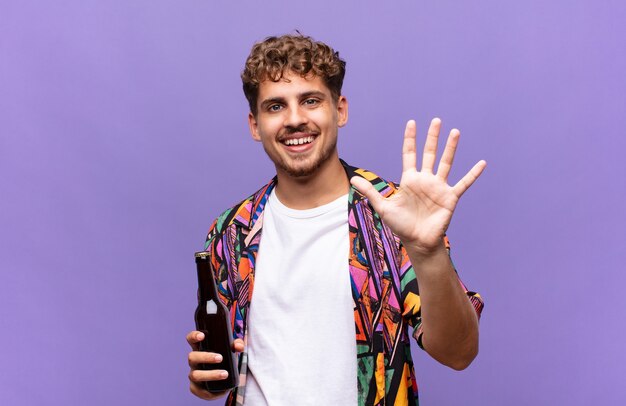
[
  {"xmin": 259, "ymin": 97, "xmax": 286, "ymax": 109},
  {"xmin": 300, "ymin": 91, "xmax": 326, "ymax": 100}
]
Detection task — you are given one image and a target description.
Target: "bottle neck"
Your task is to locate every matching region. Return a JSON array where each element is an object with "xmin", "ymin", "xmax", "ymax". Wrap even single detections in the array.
[{"xmin": 195, "ymin": 253, "xmax": 219, "ymax": 301}]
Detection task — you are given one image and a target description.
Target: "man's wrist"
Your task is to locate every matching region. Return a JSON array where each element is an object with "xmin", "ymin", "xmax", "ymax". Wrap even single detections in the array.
[
  {"xmin": 402, "ymin": 238, "xmax": 448, "ymax": 261},
  {"xmin": 403, "ymin": 239, "xmax": 458, "ymax": 283}
]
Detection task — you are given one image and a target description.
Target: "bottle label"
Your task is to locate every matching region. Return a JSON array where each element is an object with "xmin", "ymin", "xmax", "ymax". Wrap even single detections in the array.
[{"xmin": 205, "ymin": 299, "xmax": 218, "ymax": 315}]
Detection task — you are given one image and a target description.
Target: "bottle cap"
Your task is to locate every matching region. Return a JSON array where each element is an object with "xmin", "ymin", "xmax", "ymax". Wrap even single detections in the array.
[{"xmin": 195, "ymin": 251, "xmax": 210, "ymax": 260}]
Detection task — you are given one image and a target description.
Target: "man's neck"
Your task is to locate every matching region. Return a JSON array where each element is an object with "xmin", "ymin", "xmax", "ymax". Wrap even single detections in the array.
[{"xmin": 274, "ymin": 157, "xmax": 350, "ymax": 210}]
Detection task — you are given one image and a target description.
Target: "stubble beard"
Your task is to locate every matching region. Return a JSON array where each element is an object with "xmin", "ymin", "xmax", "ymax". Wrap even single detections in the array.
[{"xmin": 265, "ymin": 134, "xmax": 337, "ymax": 178}]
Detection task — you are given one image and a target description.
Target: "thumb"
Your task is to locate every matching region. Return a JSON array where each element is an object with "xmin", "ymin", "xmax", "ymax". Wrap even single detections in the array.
[
  {"xmin": 232, "ymin": 338, "xmax": 245, "ymax": 353},
  {"xmin": 350, "ymin": 176, "xmax": 385, "ymax": 215}
]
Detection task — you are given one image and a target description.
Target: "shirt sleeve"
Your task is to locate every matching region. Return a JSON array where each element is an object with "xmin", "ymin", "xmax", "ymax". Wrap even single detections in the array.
[{"xmin": 402, "ymin": 235, "xmax": 484, "ymax": 349}]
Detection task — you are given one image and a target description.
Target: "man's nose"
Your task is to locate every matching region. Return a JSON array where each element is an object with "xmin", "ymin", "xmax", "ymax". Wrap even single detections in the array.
[{"xmin": 283, "ymin": 105, "xmax": 308, "ymax": 128}]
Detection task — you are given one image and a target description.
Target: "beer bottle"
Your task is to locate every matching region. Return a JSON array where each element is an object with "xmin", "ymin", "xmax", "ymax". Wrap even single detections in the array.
[{"xmin": 194, "ymin": 251, "xmax": 239, "ymax": 392}]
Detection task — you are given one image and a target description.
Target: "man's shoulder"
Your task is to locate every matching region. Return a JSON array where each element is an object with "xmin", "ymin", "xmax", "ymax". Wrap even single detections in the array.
[
  {"xmin": 346, "ymin": 162, "xmax": 399, "ymax": 200},
  {"xmin": 204, "ymin": 179, "xmax": 275, "ymax": 248}
]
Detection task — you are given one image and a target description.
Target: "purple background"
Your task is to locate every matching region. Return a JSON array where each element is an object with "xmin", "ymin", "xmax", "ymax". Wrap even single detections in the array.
[{"xmin": 2, "ymin": 1, "xmax": 625, "ymax": 405}]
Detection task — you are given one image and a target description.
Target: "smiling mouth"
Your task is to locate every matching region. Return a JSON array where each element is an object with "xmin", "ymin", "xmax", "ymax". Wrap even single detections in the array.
[{"xmin": 282, "ymin": 136, "xmax": 316, "ymax": 146}]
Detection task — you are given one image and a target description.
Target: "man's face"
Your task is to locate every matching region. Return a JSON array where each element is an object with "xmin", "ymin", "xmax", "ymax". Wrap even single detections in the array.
[{"xmin": 248, "ymin": 72, "xmax": 348, "ymax": 179}]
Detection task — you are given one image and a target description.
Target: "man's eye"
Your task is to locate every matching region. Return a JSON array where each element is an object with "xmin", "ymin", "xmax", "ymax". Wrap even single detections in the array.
[
  {"xmin": 304, "ymin": 99, "xmax": 319, "ymax": 106},
  {"xmin": 268, "ymin": 104, "xmax": 282, "ymax": 112}
]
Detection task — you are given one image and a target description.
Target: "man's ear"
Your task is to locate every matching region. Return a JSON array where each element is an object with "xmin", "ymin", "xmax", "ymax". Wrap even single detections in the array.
[
  {"xmin": 248, "ymin": 112, "xmax": 261, "ymax": 141},
  {"xmin": 337, "ymin": 96, "xmax": 349, "ymax": 128}
]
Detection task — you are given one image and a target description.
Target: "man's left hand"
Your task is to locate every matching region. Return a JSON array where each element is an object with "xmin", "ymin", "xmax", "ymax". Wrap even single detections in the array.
[{"xmin": 350, "ymin": 118, "xmax": 486, "ymax": 256}]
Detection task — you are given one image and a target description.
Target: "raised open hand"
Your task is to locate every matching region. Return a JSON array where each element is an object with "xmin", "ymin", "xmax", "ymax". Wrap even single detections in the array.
[{"xmin": 350, "ymin": 118, "xmax": 486, "ymax": 255}]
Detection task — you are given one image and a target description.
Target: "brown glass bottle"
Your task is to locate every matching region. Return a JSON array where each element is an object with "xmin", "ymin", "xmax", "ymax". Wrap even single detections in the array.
[{"xmin": 194, "ymin": 251, "xmax": 239, "ymax": 393}]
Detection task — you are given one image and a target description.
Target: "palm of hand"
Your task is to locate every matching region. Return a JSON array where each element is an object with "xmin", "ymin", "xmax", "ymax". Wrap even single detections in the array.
[
  {"xmin": 384, "ymin": 170, "xmax": 458, "ymax": 250},
  {"xmin": 351, "ymin": 118, "xmax": 486, "ymax": 253}
]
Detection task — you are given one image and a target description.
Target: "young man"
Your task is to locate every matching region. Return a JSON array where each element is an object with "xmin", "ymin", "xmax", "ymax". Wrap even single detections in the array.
[{"xmin": 186, "ymin": 34, "xmax": 486, "ymax": 406}]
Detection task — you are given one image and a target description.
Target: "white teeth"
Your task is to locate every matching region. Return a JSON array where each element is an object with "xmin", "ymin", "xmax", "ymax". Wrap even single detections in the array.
[{"xmin": 284, "ymin": 136, "xmax": 314, "ymax": 146}]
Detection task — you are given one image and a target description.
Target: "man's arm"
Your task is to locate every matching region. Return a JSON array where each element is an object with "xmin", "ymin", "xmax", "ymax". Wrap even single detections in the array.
[
  {"xmin": 405, "ymin": 243, "xmax": 479, "ymax": 369},
  {"xmin": 351, "ymin": 118, "xmax": 485, "ymax": 369}
]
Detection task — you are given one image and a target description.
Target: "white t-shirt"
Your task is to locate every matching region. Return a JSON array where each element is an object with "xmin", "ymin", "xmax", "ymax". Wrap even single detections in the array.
[{"xmin": 244, "ymin": 190, "xmax": 358, "ymax": 406}]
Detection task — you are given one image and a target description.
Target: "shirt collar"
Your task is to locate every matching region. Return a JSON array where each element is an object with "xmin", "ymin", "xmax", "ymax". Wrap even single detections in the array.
[{"xmin": 244, "ymin": 159, "xmax": 389, "ymax": 231}]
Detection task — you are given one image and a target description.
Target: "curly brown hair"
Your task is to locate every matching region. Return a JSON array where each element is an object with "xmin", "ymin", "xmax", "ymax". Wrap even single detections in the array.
[{"xmin": 241, "ymin": 34, "xmax": 346, "ymax": 116}]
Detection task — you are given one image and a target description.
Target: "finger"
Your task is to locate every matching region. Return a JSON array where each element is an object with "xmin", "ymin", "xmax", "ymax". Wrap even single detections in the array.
[
  {"xmin": 189, "ymin": 368, "xmax": 230, "ymax": 383},
  {"xmin": 437, "ymin": 128, "xmax": 460, "ymax": 181},
  {"xmin": 402, "ymin": 120, "xmax": 417, "ymax": 172},
  {"xmin": 452, "ymin": 160, "xmax": 487, "ymax": 197},
  {"xmin": 190, "ymin": 382, "xmax": 215, "ymax": 400},
  {"xmin": 188, "ymin": 351, "xmax": 224, "ymax": 367},
  {"xmin": 232, "ymin": 338, "xmax": 245, "ymax": 352},
  {"xmin": 190, "ymin": 382, "xmax": 225, "ymax": 401},
  {"xmin": 186, "ymin": 331, "xmax": 204, "ymax": 351},
  {"xmin": 189, "ymin": 377, "xmax": 229, "ymax": 400},
  {"xmin": 421, "ymin": 117, "xmax": 441, "ymax": 173},
  {"xmin": 350, "ymin": 177, "xmax": 386, "ymax": 216}
]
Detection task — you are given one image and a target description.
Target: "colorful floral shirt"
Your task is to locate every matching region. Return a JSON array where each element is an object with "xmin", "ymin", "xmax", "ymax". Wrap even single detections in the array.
[{"xmin": 202, "ymin": 160, "xmax": 484, "ymax": 406}]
